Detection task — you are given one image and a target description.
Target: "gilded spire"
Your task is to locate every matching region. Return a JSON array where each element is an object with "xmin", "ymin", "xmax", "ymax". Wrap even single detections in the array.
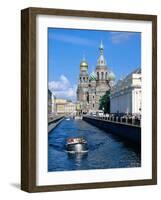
[{"xmin": 99, "ymin": 40, "xmax": 104, "ymax": 54}]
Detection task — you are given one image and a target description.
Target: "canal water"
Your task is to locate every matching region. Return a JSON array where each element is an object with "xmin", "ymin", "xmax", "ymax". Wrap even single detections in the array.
[{"xmin": 48, "ymin": 118, "xmax": 141, "ymax": 172}]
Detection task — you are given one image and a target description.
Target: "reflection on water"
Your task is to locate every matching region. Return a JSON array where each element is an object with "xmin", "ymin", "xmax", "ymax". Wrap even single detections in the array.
[
  {"xmin": 67, "ymin": 152, "xmax": 88, "ymax": 168},
  {"xmin": 67, "ymin": 152, "xmax": 88, "ymax": 160},
  {"xmin": 48, "ymin": 119, "xmax": 141, "ymax": 172}
]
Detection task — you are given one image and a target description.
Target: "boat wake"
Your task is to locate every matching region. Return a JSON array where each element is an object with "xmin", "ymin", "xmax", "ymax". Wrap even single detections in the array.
[{"xmin": 66, "ymin": 150, "xmax": 88, "ymax": 153}]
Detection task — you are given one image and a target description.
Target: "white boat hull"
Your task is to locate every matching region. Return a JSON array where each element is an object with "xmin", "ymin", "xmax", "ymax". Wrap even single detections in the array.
[{"xmin": 66, "ymin": 143, "xmax": 88, "ymax": 153}]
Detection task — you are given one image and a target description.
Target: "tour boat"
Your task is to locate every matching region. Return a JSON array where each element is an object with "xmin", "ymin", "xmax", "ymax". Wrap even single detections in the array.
[
  {"xmin": 66, "ymin": 137, "xmax": 88, "ymax": 153},
  {"xmin": 74, "ymin": 116, "xmax": 82, "ymax": 120}
]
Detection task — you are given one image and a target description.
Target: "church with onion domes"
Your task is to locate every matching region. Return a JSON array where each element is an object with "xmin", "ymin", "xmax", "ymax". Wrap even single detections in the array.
[{"xmin": 77, "ymin": 41, "xmax": 115, "ymax": 114}]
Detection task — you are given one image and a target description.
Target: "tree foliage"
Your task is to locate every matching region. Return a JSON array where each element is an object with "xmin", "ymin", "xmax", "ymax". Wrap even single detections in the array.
[{"xmin": 99, "ymin": 90, "xmax": 110, "ymax": 113}]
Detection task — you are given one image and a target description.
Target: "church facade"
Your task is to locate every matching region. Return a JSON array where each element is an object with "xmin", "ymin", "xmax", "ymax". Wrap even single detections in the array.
[{"xmin": 77, "ymin": 42, "xmax": 115, "ymax": 114}]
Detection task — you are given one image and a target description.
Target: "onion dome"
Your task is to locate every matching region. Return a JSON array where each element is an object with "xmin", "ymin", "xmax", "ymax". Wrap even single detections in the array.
[
  {"xmin": 80, "ymin": 56, "xmax": 88, "ymax": 70},
  {"xmin": 108, "ymin": 71, "xmax": 115, "ymax": 81},
  {"xmin": 89, "ymin": 71, "xmax": 97, "ymax": 81}
]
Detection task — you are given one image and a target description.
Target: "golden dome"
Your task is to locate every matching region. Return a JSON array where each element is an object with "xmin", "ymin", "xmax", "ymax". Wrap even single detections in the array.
[
  {"xmin": 80, "ymin": 61, "xmax": 88, "ymax": 68},
  {"xmin": 80, "ymin": 55, "xmax": 88, "ymax": 69}
]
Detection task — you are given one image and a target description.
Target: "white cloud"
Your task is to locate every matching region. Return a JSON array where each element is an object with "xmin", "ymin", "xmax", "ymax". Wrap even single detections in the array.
[
  {"xmin": 110, "ymin": 32, "xmax": 136, "ymax": 44},
  {"xmin": 48, "ymin": 75, "xmax": 77, "ymax": 101}
]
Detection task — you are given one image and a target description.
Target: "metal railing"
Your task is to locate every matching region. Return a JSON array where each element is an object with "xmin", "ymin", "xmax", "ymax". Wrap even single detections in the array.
[
  {"xmin": 48, "ymin": 115, "xmax": 64, "ymax": 124},
  {"xmin": 85, "ymin": 114, "xmax": 141, "ymax": 127}
]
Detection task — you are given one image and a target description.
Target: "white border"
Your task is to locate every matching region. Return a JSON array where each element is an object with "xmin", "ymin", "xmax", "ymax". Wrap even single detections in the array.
[{"xmin": 36, "ymin": 15, "xmax": 152, "ymax": 186}]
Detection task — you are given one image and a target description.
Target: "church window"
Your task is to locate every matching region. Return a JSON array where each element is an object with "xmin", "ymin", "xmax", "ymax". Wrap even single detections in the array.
[
  {"xmin": 97, "ymin": 72, "xmax": 99, "ymax": 80},
  {"xmin": 83, "ymin": 77, "xmax": 85, "ymax": 82},
  {"xmin": 105, "ymin": 72, "xmax": 107, "ymax": 80},
  {"xmin": 87, "ymin": 92, "xmax": 89, "ymax": 103},
  {"xmin": 101, "ymin": 72, "xmax": 104, "ymax": 80}
]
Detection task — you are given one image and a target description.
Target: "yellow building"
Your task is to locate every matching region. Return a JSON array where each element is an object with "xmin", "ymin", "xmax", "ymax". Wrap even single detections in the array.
[
  {"xmin": 65, "ymin": 102, "xmax": 76, "ymax": 114},
  {"xmin": 55, "ymin": 99, "xmax": 66, "ymax": 114},
  {"xmin": 55, "ymin": 99, "xmax": 76, "ymax": 115}
]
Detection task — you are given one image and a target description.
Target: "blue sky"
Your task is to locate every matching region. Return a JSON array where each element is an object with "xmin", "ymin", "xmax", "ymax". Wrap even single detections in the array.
[{"xmin": 48, "ymin": 28, "xmax": 141, "ymax": 101}]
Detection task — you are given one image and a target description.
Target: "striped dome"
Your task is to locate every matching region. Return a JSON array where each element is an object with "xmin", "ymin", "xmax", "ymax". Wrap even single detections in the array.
[{"xmin": 89, "ymin": 71, "xmax": 97, "ymax": 81}]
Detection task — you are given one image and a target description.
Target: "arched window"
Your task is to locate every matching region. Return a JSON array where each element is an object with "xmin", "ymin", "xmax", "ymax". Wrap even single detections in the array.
[
  {"xmin": 105, "ymin": 72, "xmax": 107, "ymax": 80},
  {"xmin": 83, "ymin": 77, "xmax": 85, "ymax": 82},
  {"xmin": 101, "ymin": 72, "xmax": 104, "ymax": 80},
  {"xmin": 86, "ymin": 92, "xmax": 89, "ymax": 103},
  {"xmin": 97, "ymin": 72, "xmax": 99, "ymax": 80}
]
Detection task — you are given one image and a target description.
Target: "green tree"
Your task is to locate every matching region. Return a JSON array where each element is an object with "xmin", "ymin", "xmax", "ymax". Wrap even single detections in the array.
[{"xmin": 99, "ymin": 91, "xmax": 110, "ymax": 113}]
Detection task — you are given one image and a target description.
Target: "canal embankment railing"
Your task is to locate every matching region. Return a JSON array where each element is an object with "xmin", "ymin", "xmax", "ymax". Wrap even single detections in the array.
[
  {"xmin": 48, "ymin": 115, "xmax": 64, "ymax": 133},
  {"xmin": 83, "ymin": 116, "xmax": 141, "ymax": 145}
]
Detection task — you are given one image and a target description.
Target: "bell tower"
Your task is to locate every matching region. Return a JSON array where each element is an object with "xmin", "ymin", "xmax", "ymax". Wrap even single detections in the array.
[
  {"xmin": 77, "ymin": 56, "xmax": 89, "ymax": 113},
  {"xmin": 96, "ymin": 41, "xmax": 108, "ymax": 84},
  {"xmin": 95, "ymin": 41, "xmax": 110, "ymax": 110}
]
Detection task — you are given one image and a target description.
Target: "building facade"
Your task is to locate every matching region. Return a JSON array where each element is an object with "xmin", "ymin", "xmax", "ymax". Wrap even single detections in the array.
[
  {"xmin": 55, "ymin": 99, "xmax": 76, "ymax": 115},
  {"xmin": 48, "ymin": 89, "xmax": 52, "ymax": 114},
  {"xmin": 51, "ymin": 93, "xmax": 56, "ymax": 114},
  {"xmin": 77, "ymin": 41, "xmax": 115, "ymax": 114},
  {"xmin": 65, "ymin": 102, "xmax": 76, "ymax": 115},
  {"xmin": 110, "ymin": 68, "xmax": 141, "ymax": 114}
]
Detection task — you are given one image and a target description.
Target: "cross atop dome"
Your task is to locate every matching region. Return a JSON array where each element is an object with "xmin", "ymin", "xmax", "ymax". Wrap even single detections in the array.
[
  {"xmin": 99, "ymin": 40, "xmax": 104, "ymax": 53},
  {"xmin": 80, "ymin": 54, "xmax": 88, "ymax": 70},
  {"xmin": 82, "ymin": 53, "xmax": 86, "ymax": 61}
]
